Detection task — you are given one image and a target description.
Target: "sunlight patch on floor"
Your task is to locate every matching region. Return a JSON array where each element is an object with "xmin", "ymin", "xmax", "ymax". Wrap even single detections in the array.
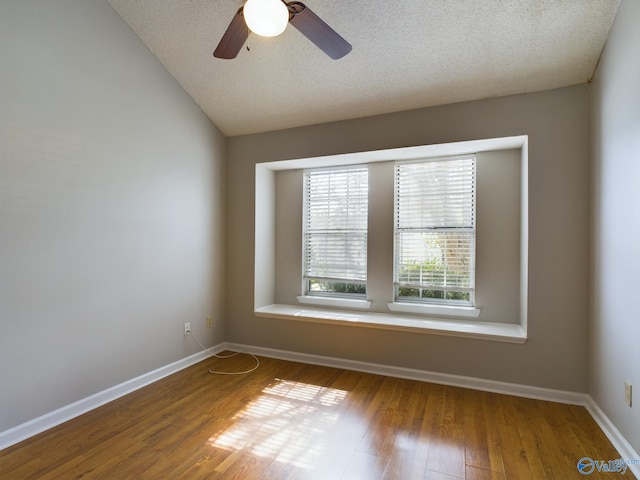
[{"xmin": 208, "ymin": 379, "xmax": 348, "ymax": 469}]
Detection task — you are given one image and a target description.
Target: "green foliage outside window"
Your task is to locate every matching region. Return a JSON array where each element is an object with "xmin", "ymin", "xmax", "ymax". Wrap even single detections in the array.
[{"xmin": 309, "ymin": 280, "xmax": 366, "ymax": 295}]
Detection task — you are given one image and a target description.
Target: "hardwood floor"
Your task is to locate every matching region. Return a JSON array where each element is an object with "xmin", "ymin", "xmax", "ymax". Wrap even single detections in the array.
[{"xmin": 0, "ymin": 354, "xmax": 634, "ymax": 479}]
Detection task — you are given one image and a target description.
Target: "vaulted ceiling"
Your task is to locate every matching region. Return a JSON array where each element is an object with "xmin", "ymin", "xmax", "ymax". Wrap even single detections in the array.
[{"xmin": 109, "ymin": 0, "xmax": 620, "ymax": 136}]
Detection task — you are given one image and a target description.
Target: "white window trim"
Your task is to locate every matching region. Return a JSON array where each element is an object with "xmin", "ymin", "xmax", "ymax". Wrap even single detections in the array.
[
  {"xmin": 256, "ymin": 304, "xmax": 525, "ymax": 344},
  {"xmin": 297, "ymin": 295, "xmax": 372, "ymax": 310},
  {"xmin": 255, "ymin": 136, "xmax": 529, "ymax": 343},
  {"xmin": 387, "ymin": 302, "xmax": 481, "ymax": 318}
]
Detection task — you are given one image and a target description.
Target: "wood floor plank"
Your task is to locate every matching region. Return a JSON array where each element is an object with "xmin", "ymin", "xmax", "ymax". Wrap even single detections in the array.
[
  {"xmin": 426, "ymin": 386, "xmax": 466, "ymax": 478},
  {"xmin": 409, "ymin": 383, "xmax": 446, "ymax": 478},
  {"xmin": 1, "ymin": 356, "xmax": 634, "ymax": 480},
  {"xmin": 463, "ymin": 389, "xmax": 494, "ymax": 472},
  {"xmin": 496, "ymin": 422, "xmax": 534, "ymax": 480},
  {"xmin": 383, "ymin": 380, "xmax": 432, "ymax": 480},
  {"xmin": 341, "ymin": 451, "xmax": 387, "ymax": 480},
  {"xmin": 477, "ymin": 391, "xmax": 506, "ymax": 475},
  {"xmin": 465, "ymin": 465, "xmax": 507, "ymax": 480}
]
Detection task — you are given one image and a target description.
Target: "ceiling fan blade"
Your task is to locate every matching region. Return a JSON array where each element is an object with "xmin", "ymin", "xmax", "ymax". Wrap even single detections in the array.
[
  {"xmin": 214, "ymin": 7, "xmax": 249, "ymax": 59},
  {"xmin": 287, "ymin": 2, "xmax": 352, "ymax": 60}
]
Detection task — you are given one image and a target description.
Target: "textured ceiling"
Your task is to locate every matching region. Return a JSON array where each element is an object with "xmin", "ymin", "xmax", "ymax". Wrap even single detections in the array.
[{"xmin": 108, "ymin": 0, "xmax": 620, "ymax": 137}]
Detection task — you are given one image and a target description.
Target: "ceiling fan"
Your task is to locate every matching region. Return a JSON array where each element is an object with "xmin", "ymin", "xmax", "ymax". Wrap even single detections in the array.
[{"xmin": 213, "ymin": 0, "xmax": 352, "ymax": 60}]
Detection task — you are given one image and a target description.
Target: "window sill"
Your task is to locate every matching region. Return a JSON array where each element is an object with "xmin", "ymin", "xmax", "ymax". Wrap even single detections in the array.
[
  {"xmin": 388, "ymin": 302, "xmax": 481, "ymax": 318},
  {"xmin": 255, "ymin": 304, "xmax": 527, "ymax": 344},
  {"xmin": 297, "ymin": 295, "xmax": 371, "ymax": 310}
]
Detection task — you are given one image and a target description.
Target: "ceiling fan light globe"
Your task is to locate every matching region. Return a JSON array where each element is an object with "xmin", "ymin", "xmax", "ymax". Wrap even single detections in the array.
[{"xmin": 243, "ymin": 0, "xmax": 289, "ymax": 37}]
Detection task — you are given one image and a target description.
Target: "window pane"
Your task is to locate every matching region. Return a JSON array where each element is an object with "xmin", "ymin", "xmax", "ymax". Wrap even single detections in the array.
[{"xmin": 396, "ymin": 231, "xmax": 474, "ymax": 288}]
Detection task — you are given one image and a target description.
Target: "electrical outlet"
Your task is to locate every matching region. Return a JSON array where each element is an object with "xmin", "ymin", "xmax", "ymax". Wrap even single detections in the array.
[
  {"xmin": 625, "ymin": 381, "xmax": 632, "ymax": 407},
  {"xmin": 207, "ymin": 316, "xmax": 212, "ymax": 328},
  {"xmin": 184, "ymin": 322, "xmax": 191, "ymax": 336}
]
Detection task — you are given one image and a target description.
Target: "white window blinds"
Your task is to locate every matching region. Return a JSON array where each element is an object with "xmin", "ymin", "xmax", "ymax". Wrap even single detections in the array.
[
  {"xmin": 303, "ymin": 166, "xmax": 368, "ymax": 294},
  {"xmin": 394, "ymin": 157, "xmax": 476, "ymax": 305}
]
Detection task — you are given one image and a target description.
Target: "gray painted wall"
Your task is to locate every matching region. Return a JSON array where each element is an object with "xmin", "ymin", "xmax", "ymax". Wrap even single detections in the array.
[
  {"xmin": 227, "ymin": 85, "xmax": 591, "ymax": 392},
  {"xmin": 590, "ymin": 0, "xmax": 640, "ymax": 454},
  {"xmin": 0, "ymin": 0, "xmax": 225, "ymax": 431}
]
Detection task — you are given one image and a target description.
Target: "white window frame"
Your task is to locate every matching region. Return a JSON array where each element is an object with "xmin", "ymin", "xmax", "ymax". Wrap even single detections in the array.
[
  {"xmin": 301, "ymin": 165, "xmax": 369, "ymax": 301},
  {"xmin": 393, "ymin": 156, "xmax": 477, "ymax": 308}
]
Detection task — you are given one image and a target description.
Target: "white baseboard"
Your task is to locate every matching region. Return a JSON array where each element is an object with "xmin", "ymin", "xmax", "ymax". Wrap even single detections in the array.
[
  {"xmin": 585, "ymin": 395, "xmax": 640, "ymax": 478},
  {"xmin": 224, "ymin": 342, "xmax": 587, "ymax": 405},
  {"xmin": 0, "ymin": 346, "xmax": 223, "ymax": 451}
]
